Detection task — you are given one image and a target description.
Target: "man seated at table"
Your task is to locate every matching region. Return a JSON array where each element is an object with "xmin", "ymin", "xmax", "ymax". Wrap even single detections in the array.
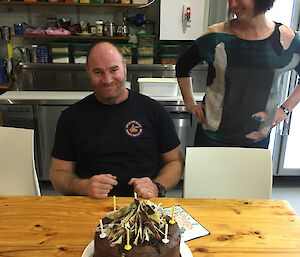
[{"xmin": 50, "ymin": 42, "xmax": 183, "ymax": 199}]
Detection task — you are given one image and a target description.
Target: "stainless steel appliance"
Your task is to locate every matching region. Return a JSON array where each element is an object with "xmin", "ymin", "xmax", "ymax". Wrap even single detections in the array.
[{"xmin": 164, "ymin": 104, "xmax": 197, "ymax": 156}]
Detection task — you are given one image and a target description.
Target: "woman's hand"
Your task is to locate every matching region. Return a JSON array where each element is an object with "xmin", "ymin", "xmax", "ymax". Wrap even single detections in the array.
[{"xmin": 186, "ymin": 102, "xmax": 206, "ymax": 123}]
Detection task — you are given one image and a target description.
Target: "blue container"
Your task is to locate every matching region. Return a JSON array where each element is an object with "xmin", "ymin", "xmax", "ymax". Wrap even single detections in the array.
[
  {"xmin": 0, "ymin": 65, "xmax": 8, "ymax": 84},
  {"xmin": 14, "ymin": 24, "xmax": 24, "ymax": 35},
  {"xmin": 37, "ymin": 45, "xmax": 49, "ymax": 63}
]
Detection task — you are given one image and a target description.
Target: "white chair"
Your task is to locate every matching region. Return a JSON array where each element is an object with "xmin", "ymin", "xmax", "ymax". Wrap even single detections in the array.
[
  {"xmin": 183, "ymin": 147, "xmax": 272, "ymax": 199},
  {"xmin": 0, "ymin": 126, "xmax": 41, "ymax": 196}
]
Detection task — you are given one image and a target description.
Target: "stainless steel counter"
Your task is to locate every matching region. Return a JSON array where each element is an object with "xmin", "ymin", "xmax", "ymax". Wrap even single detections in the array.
[{"xmin": 12, "ymin": 63, "xmax": 208, "ymax": 92}]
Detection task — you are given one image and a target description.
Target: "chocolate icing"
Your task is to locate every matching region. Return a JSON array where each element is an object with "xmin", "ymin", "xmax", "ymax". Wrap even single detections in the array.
[{"xmin": 94, "ymin": 221, "xmax": 181, "ymax": 257}]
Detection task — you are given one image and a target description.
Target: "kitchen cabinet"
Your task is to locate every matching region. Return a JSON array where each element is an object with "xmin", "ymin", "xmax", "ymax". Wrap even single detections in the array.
[{"xmin": 160, "ymin": 0, "xmax": 209, "ymax": 40}]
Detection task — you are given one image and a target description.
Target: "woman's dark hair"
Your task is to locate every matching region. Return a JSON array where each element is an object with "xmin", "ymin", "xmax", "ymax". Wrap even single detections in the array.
[
  {"xmin": 227, "ymin": 0, "xmax": 275, "ymax": 20},
  {"xmin": 254, "ymin": 0, "xmax": 275, "ymax": 15}
]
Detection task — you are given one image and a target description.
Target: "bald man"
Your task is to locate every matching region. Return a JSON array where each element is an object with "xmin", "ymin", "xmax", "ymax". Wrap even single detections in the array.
[{"xmin": 50, "ymin": 42, "xmax": 183, "ymax": 199}]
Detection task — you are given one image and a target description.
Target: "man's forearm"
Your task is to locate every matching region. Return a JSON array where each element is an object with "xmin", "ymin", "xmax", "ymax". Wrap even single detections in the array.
[
  {"xmin": 50, "ymin": 169, "xmax": 89, "ymax": 196},
  {"xmin": 154, "ymin": 159, "xmax": 183, "ymax": 191}
]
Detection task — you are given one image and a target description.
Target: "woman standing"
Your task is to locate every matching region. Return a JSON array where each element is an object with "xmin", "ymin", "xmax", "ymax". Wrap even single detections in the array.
[{"xmin": 176, "ymin": 0, "xmax": 300, "ymax": 148}]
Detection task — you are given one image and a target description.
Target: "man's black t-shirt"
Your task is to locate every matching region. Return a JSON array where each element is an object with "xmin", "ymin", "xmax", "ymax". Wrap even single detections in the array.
[{"xmin": 52, "ymin": 90, "xmax": 180, "ymax": 196}]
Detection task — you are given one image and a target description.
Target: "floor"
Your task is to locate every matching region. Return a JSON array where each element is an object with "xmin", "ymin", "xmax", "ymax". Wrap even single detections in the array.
[{"xmin": 40, "ymin": 176, "xmax": 300, "ymax": 215}]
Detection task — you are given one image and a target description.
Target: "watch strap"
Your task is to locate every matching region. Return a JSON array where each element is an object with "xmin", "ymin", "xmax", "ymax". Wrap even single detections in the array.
[
  {"xmin": 280, "ymin": 105, "xmax": 290, "ymax": 115},
  {"xmin": 153, "ymin": 181, "xmax": 166, "ymax": 197}
]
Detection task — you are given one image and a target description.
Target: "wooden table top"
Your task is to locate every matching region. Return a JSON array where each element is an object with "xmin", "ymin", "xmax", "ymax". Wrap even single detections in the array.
[{"xmin": 0, "ymin": 196, "xmax": 300, "ymax": 257}]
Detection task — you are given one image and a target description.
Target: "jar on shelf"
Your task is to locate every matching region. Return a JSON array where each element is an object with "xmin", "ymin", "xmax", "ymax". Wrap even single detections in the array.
[
  {"xmin": 37, "ymin": 45, "xmax": 49, "ymax": 63},
  {"xmin": 95, "ymin": 20, "xmax": 104, "ymax": 36}
]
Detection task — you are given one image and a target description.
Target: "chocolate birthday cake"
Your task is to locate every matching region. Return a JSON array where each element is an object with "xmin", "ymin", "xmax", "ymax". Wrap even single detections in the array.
[{"xmin": 94, "ymin": 199, "xmax": 181, "ymax": 257}]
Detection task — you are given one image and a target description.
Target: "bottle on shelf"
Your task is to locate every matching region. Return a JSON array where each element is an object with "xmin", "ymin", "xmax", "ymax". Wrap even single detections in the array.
[
  {"xmin": 95, "ymin": 20, "xmax": 104, "ymax": 36},
  {"xmin": 31, "ymin": 45, "xmax": 38, "ymax": 63}
]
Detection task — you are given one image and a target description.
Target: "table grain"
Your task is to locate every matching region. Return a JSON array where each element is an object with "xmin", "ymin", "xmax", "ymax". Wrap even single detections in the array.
[{"xmin": 0, "ymin": 196, "xmax": 299, "ymax": 257}]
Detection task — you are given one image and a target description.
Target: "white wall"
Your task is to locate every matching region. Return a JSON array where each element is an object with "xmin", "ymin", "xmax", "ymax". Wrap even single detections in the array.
[{"xmin": 266, "ymin": 0, "xmax": 295, "ymax": 27}]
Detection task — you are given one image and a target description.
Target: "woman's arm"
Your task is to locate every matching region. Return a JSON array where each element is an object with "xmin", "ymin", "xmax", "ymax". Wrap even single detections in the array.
[
  {"xmin": 176, "ymin": 43, "xmax": 206, "ymax": 123},
  {"xmin": 272, "ymin": 84, "xmax": 300, "ymax": 127}
]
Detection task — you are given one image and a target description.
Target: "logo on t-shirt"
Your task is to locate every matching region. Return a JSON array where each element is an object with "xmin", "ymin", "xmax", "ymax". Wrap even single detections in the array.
[{"xmin": 125, "ymin": 120, "xmax": 143, "ymax": 137}]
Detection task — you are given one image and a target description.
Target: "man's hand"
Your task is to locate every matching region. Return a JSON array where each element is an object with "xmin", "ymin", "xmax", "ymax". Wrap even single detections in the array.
[
  {"xmin": 87, "ymin": 174, "xmax": 118, "ymax": 199},
  {"xmin": 128, "ymin": 177, "xmax": 158, "ymax": 198}
]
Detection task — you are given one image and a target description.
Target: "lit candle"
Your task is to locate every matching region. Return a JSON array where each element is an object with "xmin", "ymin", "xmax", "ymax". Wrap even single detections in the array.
[
  {"xmin": 99, "ymin": 218, "xmax": 106, "ymax": 238},
  {"xmin": 113, "ymin": 195, "xmax": 116, "ymax": 211},
  {"xmin": 124, "ymin": 228, "xmax": 132, "ymax": 250},
  {"xmin": 169, "ymin": 205, "xmax": 175, "ymax": 225},
  {"xmin": 162, "ymin": 223, "xmax": 169, "ymax": 244}
]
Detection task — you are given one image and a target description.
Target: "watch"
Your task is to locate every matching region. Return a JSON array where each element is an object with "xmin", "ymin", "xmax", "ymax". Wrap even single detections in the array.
[
  {"xmin": 280, "ymin": 105, "xmax": 290, "ymax": 115},
  {"xmin": 153, "ymin": 181, "xmax": 166, "ymax": 197}
]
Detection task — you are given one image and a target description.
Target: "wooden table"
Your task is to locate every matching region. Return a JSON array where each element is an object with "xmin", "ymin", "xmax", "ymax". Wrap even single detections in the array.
[{"xmin": 0, "ymin": 196, "xmax": 300, "ymax": 257}]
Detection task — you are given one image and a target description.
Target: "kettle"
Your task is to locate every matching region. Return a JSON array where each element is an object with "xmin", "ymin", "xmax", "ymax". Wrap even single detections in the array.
[
  {"xmin": 103, "ymin": 22, "xmax": 116, "ymax": 36},
  {"xmin": 116, "ymin": 24, "xmax": 129, "ymax": 36}
]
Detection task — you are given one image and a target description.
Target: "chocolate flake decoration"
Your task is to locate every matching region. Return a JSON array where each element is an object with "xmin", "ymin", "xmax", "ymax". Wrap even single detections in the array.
[{"xmin": 96, "ymin": 200, "xmax": 170, "ymax": 248}]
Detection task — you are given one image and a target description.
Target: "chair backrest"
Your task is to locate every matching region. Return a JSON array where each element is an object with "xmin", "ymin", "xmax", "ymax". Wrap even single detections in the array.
[
  {"xmin": 0, "ymin": 126, "xmax": 41, "ymax": 196},
  {"xmin": 183, "ymin": 147, "xmax": 272, "ymax": 199}
]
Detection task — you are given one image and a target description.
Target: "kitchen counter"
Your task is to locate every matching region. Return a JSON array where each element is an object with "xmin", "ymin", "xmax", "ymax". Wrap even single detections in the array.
[{"xmin": 0, "ymin": 91, "xmax": 204, "ymax": 105}]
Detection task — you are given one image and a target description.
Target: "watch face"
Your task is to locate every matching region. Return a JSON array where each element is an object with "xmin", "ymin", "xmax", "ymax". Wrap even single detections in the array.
[{"xmin": 280, "ymin": 105, "xmax": 289, "ymax": 115}]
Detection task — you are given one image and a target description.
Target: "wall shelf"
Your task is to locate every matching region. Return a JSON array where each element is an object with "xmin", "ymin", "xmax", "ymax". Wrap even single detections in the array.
[
  {"xmin": 12, "ymin": 34, "xmax": 130, "ymax": 41},
  {"xmin": 0, "ymin": 1, "xmax": 143, "ymax": 7}
]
